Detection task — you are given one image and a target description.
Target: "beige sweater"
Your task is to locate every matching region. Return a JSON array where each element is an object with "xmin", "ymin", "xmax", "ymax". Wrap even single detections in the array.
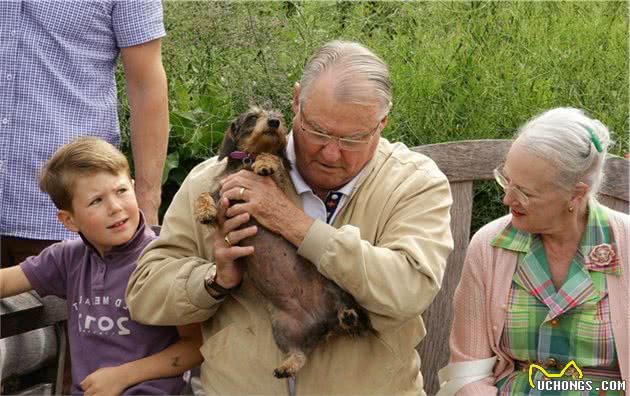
[
  {"xmin": 448, "ymin": 207, "xmax": 629, "ymax": 395},
  {"xmin": 126, "ymin": 138, "xmax": 454, "ymax": 395}
]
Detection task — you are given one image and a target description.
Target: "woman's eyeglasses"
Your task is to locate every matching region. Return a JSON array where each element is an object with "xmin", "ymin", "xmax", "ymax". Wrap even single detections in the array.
[{"xmin": 493, "ymin": 167, "xmax": 530, "ymax": 207}]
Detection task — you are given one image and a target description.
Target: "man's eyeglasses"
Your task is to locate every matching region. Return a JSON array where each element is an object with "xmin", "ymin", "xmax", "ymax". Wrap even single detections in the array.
[
  {"xmin": 493, "ymin": 167, "xmax": 530, "ymax": 207},
  {"xmin": 298, "ymin": 105, "xmax": 381, "ymax": 152}
]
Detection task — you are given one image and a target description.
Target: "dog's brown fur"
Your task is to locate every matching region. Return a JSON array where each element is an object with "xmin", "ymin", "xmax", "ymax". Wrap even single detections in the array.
[{"xmin": 194, "ymin": 107, "xmax": 371, "ymax": 378}]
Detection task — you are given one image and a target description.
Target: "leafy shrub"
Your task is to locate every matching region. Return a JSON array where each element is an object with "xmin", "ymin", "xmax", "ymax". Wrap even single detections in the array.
[{"xmin": 117, "ymin": 1, "xmax": 628, "ymax": 230}]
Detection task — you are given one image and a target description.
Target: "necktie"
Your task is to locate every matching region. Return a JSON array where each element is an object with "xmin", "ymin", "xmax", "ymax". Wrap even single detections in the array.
[{"xmin": 324, "ymin": 192, "xmax": 342, "ymax": 224}]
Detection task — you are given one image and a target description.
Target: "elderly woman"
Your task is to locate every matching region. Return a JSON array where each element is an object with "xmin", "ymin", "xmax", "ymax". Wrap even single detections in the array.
[{"xmin": 439, "ymin": 108, "xmax": 628, "ymax": 395}]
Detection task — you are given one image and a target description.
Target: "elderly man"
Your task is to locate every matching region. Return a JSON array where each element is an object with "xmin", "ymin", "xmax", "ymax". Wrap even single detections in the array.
[{"xmin": 127, "ymin": 40, "xmax": 453, "ymax": 395}]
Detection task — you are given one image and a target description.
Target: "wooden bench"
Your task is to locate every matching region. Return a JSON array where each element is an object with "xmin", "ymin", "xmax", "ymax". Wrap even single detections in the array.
[
  {"xmin": 2, "ymin": 139, "xmax": 627, "ymax": 395},
  {"xmin": 0, "ymin": 292, "xmax": 67, "ymax": 395},
  {"xmin": 414, "ymin": 139, "xmax": 629, "ymax": 395}
]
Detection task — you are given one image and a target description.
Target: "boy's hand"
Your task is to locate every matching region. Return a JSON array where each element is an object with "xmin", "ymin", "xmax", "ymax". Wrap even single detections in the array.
[{"xmin": 80, "ymin": 366, "xmax": 129, "ymax": 396}]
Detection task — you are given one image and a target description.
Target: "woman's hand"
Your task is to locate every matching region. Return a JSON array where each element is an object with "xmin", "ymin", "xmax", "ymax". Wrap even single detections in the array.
[
  {"xmin": 212, "ymin": 196, "xmax": 257, "ymax": 289},
  {"xmin": 80, "ymin": 366, "xmax": 128, "ymax": 396}
]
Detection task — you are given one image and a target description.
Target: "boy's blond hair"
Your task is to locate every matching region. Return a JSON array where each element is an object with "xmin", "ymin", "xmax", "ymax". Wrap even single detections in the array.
[{"xmin": 39, "ymin": 137, "xmax": 131, "ymax": 211}]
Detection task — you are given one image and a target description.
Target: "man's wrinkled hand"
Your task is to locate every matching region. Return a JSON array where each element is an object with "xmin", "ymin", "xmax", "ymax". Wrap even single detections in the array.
[
  {"xmin": 212, "ymin": 196, "xmax": 256, "ymax": 290},
  {"xmin": 219, "ymin": 170, "xmax": 313, "ymax": 247}
]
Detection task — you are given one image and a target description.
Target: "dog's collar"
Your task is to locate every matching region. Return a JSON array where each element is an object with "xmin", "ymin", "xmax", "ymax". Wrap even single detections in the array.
[{"xmin": 228, "ymin": 151, "xmax": 257, "ymax": 164}]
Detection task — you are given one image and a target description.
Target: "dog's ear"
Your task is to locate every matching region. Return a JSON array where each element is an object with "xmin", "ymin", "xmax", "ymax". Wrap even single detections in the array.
[{"xmin": 218, "ymin": 119, "xmax": 239, "ymax": 161}]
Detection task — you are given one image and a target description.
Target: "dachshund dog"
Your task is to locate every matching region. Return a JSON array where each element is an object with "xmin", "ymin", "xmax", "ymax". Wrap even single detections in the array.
[{"xmin": 194, "ymin": 107, "xmax": 371, "ymax": 378}]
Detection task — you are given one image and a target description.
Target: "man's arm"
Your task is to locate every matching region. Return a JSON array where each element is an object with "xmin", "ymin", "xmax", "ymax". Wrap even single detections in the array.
[
  {"xmin": 79, "ymin": 323, "xmax": 203, "ymax": 396},
  {"xmin": 121, "ymin": 38, "xmax": 169, "ymax": 225},
  {"xmin": 303, "ymin": 175, "xmax": 453, "ymax": 331},
  {"xmin": 126, "ymin": 160, "xmax": 254, "ymax": 326},
  {"xmin": 0, "ymin": 266, "xmax": 33, "ymax": 298}
]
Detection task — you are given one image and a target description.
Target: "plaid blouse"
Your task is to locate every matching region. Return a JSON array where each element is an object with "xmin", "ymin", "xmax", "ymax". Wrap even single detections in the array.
[{"xmin": 492, "ymin": 201, "xmax": 623, "ymax": 395}]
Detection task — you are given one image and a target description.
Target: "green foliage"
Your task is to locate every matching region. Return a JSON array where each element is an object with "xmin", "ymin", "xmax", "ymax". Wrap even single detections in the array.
[{"xmin": 117, "ymin": 1, "xmax": 628, "ymax": 228}]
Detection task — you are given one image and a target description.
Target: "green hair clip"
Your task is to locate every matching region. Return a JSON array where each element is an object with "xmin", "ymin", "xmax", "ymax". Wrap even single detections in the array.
[{"xmin": 584, "ymin": 125, "xmax": 602, "ymax": 153}]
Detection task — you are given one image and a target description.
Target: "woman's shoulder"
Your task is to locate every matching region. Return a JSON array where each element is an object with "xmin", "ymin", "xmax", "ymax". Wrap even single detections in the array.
[
  {"xmin": 461, "ymin": 214, "xmax": 515, "ymax": 276},
  {"xmin": 469, "ymin": 214, "xmax": 512, "ymax": 247},
  {"xmin": 604, "ymin": 205, "xmax": 630, "ymax": 229},
  {"xmin": 603, "ymin": 206, "xmax": 629, "ymax": 267}
]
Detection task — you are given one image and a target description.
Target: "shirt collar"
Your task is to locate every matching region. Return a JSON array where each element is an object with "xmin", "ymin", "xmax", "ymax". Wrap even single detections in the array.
[
  {"xmin": 286, "ymin": 131, "xmax": 363, "ymax": 198},
  {"xmin": 490, "ymin": 219, "xmax": 532, "ymax": 253},
  {"xmin": 491, "ymin": 200, "xmax": 621, "ymax": 275}
]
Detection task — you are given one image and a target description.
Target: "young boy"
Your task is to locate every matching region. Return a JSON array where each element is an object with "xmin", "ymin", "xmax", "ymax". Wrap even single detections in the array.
[{"xmin": 0, "ymin": 137, "xmax": 202, "ymax": 395}]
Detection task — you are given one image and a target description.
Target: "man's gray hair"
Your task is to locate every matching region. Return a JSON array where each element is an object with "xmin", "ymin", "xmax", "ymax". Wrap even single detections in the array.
[
  {"xmin": 299, "ymin": 40, "xmax": 392, "ymax": 119},
  {"xmin": 514, "ymin": 107, "xmax": 612, "ymax": 198}
]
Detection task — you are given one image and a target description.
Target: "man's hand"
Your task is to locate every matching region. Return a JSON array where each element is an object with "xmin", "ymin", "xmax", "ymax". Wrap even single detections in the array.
[
  {"xmin": 80, "ymin": 366, "xmax": 128, "ymax": 396},
  {"xmin": 212, "ymin": 196, "xmax": 257, "ymax": 290},
  {"xmin": 219, "ymin": 170, "xmax": 314, "ymax": 247}
]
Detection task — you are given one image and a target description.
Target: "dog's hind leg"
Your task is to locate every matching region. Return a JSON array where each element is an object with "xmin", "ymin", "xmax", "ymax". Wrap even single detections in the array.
[
  {"xmin": 270, "ymin": 309, "xmax": 310, "ymax": 378},
  {"xmin": 337, "ymin": 307, "xmax": 360, "ymax": 330},
  {"xmin": 273, "ymin": 349, "xmax": 307, "ymax": 378},
  {"xmin": 335, "ymin": 301, "xmax": 371, "ymax": 336}
]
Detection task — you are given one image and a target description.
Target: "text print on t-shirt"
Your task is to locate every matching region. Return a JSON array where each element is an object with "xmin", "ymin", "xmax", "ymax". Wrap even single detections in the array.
[{"xmin": 72, "ymin": 294, "xmax": 131, "ymax": 335}]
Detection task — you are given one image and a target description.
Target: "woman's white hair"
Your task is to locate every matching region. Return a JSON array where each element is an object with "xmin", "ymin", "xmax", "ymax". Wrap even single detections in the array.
[
  {"xmin": 299, "ymin": 40, "xmax": 392, "ymax": 120},
  {"xmin": 514, "ymin": 107, "xmax": 612, "ymax": 197}
]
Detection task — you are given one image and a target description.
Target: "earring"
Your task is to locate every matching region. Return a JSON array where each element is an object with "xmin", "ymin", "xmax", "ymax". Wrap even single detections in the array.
[{"xmin": 568, "ymin": 206, "xmax": 574, "ymax": 213}]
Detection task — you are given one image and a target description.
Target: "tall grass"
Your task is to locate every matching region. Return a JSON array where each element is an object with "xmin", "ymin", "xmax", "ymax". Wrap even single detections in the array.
[{"xmin": 118, "ymin": 1, "xmax": 628, "ymax": 230}]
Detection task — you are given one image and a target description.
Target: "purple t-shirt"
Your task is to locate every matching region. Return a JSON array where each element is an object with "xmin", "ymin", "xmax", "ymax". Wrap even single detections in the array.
[{"xmin": 20, "ymin": 218, "xmax": 184, "ymax": 395}]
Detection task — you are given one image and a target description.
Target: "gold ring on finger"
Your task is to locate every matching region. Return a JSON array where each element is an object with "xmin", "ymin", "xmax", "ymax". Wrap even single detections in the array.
[
  {"xmin": 224, "ymin": 234, "xmax": 232, "ymax": 246},
  {"xmin": 239, "ymin": 187, "xmax": 246, "ymax": 200}
]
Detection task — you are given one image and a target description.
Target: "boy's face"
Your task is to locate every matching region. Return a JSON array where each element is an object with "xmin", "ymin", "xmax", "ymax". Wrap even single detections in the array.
[{"xmin": 58, "ymin": 171, "xmax": 140, "ymax": 255}]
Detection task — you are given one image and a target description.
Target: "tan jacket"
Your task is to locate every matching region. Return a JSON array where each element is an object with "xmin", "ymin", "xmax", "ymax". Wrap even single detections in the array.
[
  {"xmin": 448, "ymin": 208, "xmax": 629, "ymax": 395},
  {"xmin": 126, "ymin": 138, "xmax": 454, "ymax": 395}
]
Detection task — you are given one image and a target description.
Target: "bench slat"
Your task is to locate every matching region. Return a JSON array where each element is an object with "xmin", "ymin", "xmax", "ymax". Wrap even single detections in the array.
[
  {"xmin": 414, "ymin": 139, "xmax": 629, "ymax": 203},
  {"xmin": 419, "ymin": 181, "xmax": 473, "ymax": 395},
  {"xmin": 1, "ymin": 295, "xmax": 66, "ymax": 339},
  {"xmin": 14, "ymin": 383, "xmax": 53, "ymax": 396}
]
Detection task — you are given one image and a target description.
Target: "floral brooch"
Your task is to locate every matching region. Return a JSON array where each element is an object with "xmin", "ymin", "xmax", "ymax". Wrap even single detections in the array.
[{"xmin": 588, "ymin": 243, "xmax": 616, "ymax": 268}]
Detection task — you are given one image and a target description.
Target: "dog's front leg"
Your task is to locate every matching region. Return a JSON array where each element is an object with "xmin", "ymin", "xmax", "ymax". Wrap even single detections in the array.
[
  {"xmin": 252, "ymin": 153, "xmax": 281, "ymax": 176},
  {"xmin": 194, "ymin": 192, "xmax": 218, "ymax": 225}
]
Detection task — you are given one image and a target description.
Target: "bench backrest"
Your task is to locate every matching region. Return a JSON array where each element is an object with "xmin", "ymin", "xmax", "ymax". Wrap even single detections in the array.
[
  {"xmin": 1, "ymin": 293, "xmax": 67, "ymax": 395},
  {"xmin": 412, "ymin": 139, "xmax": 629, "ymax": 395}
]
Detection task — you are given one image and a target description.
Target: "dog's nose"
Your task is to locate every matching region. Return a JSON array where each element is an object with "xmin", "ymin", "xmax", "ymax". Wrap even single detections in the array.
[{"xmin": 268, "ymin": 118, "xmax": 280, "ymax": 129}]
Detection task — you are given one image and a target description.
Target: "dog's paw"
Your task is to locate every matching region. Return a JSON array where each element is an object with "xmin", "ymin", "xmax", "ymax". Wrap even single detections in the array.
[
  {"xmin": 194, "ymin": 192, "xmax": 218, "ymax": 225},
  {"xmin": 337, "ymin": 308, "xmax": 359, "ymax": 333},
  {"xmin": 255, "ymin": 165, "xmax": 273, "ymax": 176},
  {"xmin": 337, "ymin": 306, "xmax": 370, "ymax": 336},
  {"xmin": 338, "ymin": 308, "xmax": 359, "ymax": 330},
  {"xmin": 273, "ymin": 367, "xmax": 294, "ymax": 379},
  {"xmin": 273, "ymin": 350, "xmax": 306, "ymax": 379},
  {"xmin": 253, "ymin": 153, "xmax": 280, "ymax": 176}
]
